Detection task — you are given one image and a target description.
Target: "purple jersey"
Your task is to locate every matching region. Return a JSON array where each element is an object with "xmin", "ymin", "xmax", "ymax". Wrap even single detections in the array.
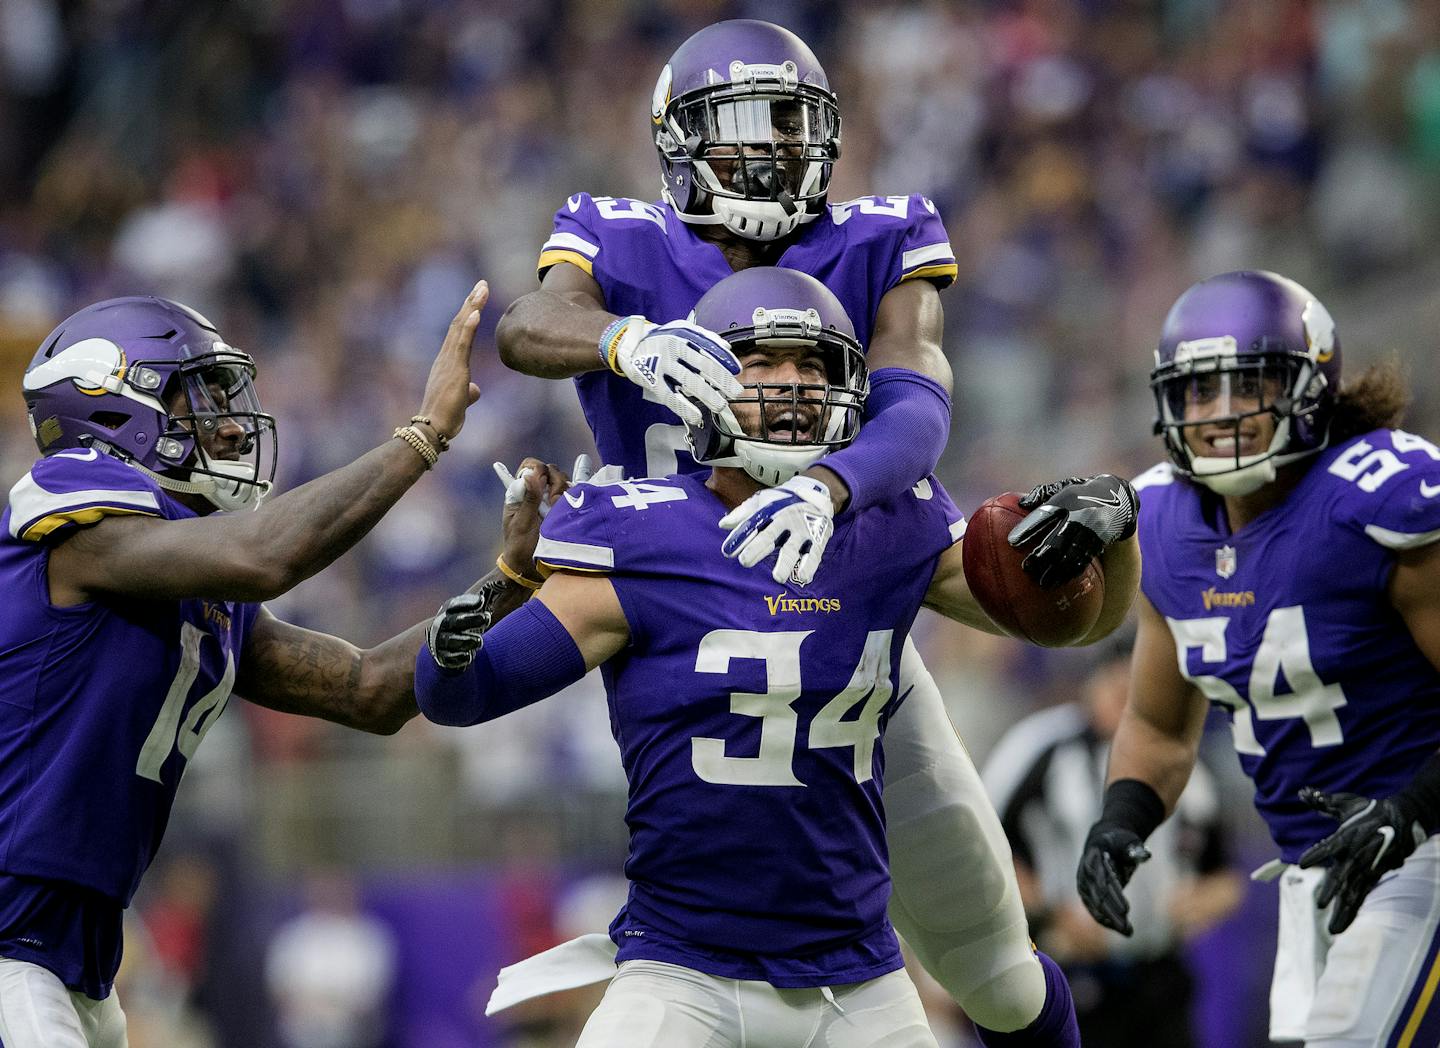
[
  {"xmin": 1136, "ymin": 429, "xmax": 1440, "ymax": 861},
  {"xmin": 538, "ymin": 193, "xmax": 957, "ymax": 478},
  {"xmin": 0, "ymin": 449, "xmax": 256, "ymax": 904},
  {"xmin": 533, "ymin": 472, "xmax": 965, "ymax": 986}
]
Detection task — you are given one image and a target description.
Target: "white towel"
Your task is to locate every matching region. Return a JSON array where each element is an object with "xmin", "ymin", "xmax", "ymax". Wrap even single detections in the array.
[{"xmin": 485, "ymin": 933, "xmax": 619, "ymax": 1015}]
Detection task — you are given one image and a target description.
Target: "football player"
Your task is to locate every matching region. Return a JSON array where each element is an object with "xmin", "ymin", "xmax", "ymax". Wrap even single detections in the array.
[
  {"xmin": 1076, "ymin": 269, "xmax": 1440, "ymax": 1046},
  {"xmin": 426, "ymin": 268, "xmax": 1140, "ymax": 1047},
  {"xmin": 493, "ymin": 19, "xmax": 1123, "ymax": 1040},
  {"xmin": 0, "ymin": 284, "xmax": 561, "ymax": 1048}
]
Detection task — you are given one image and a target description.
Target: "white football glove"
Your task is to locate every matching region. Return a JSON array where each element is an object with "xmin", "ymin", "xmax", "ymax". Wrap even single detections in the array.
[
  {"xmin": 601, "ymin": 316, "xmax": 743, "ymax": 428},
  {"xmin": 719, "ymin": 475, "xmax": 835, "ymax": 586},
  {"xmin": 491, "ymin": 455, "xmax": 595, "ymax": 517}
]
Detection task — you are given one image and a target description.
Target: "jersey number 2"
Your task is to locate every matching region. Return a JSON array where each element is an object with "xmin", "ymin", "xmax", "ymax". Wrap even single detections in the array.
[
  {"xmin": 691, "ymin": 629, "xmax": 894, "ymax": 786},
  {"xmin": 136, "ymin": 622, "xmax": 235, "ymax": 783},
  {"xmin": 1167, "ymin": 606, "xmax": 1346, "ymax": 755}
]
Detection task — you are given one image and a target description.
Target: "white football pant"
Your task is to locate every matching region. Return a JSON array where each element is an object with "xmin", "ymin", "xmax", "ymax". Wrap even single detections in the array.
[
  {"xmin": 885, "ymin": 637, "xmax": 1044, "ymax": 1031},
  {"xmin": 0, "ymin": 958, "xmax": 127, "ymax": 1048},
  {"xmin": 575, "ymin": 960, "xmax": 937, "ymax": 1048},
  {"xmin": 1269, "ymin": 836, "xmax": 1440, "ymax": 1046}
]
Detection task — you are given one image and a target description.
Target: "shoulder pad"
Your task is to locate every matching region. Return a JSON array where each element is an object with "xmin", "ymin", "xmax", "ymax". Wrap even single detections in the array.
[
  {"xmin": 535, "ymin": 482, "xmax": 616, "ymax": 574},
  {"xmin": 535, "ymin": 476, "xmax": 701, "ymax": 576},
  {"xmin": 540, "ymin": 194, "xmax": 673, "ymax": 280},
  {"xmin": 830, "ymin": 194, "xmax": 956, "ymax": 290},
  {"xmin": 8, "ymin": 449, "xmax": 163, "ymax": 541},
  {"xmin": 1324, "ymin": 429, "xmax": 1440, "ymax": 550}
]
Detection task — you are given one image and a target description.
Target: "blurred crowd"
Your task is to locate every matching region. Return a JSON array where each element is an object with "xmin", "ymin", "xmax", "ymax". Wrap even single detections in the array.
[{"xmin": 5, "ymin": 0, "xmax": 1440, "ymax": 1044}]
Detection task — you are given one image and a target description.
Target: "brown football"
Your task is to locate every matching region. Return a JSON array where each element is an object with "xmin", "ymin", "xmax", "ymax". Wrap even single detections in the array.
[{"xmin": 960, "ymin": 491, "xmax": 1105, "ymax": 648}]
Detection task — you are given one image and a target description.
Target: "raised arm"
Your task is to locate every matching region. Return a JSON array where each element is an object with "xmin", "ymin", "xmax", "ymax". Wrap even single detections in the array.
[
  {"xmin": 48, "ymin": 282, "xmax": 489, "ymax": 605},
  {"xmin": 496, "ymin": 261, "xmax": 741, "ymax": 429},
  {"xmin": 805, "ymin": 278, "xmax": 952, "ymax": 514},
  {"xmin": 496, "ymin": 263, "xmax": 614, "ymax": 378}
]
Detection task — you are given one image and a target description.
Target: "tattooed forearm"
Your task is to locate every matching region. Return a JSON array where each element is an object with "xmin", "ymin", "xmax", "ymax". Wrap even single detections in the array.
[
  {"xmin": 236, "ymin": 609, "xmax": 375, "ymax": 729},
  {"xmin": 237, "ymin": 570, "xmax": 535, "ymax": 736}
]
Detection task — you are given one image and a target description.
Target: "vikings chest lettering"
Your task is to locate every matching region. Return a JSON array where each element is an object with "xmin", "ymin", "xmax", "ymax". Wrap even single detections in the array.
[{"xmin": 764, "ymin": 593, "xmax": 841, "ymax": 615}]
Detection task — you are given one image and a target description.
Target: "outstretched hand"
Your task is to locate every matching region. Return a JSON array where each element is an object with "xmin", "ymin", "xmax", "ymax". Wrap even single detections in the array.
[
  {"xmin": 418, "ymin": 280, "xmax": 488, "ymax": 441},
  {"xmin": 493, "ymin": 454, "xmax": 593, "ymax": 580}
]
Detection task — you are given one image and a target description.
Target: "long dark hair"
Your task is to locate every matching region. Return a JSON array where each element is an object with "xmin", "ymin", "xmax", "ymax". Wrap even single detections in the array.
[{"xmin": 1328, "ymin": 355, "xmax": 1410, "ymax": 443}]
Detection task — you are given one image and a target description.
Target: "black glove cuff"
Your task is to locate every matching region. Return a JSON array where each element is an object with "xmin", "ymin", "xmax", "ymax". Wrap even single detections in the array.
[
  {"xmin": 1400, "ymin": 753, "xmax": 1440, "ymax": 835},
  {"xmin": 1097, "ymin": 778, "xmax": 1166, "ymax": 841}
]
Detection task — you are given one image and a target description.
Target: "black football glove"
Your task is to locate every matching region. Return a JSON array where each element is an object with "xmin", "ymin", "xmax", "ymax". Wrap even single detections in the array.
[
  {"xmin": 1077, "ymin": 822, "xmax": 1152, "ymax": 936},
  {"xmin": 1297, "ymin": 787, "xmax": 1429, "ymax": 935},
  {"xmin": 427, "ymin": 591, "xmax": 495, "ymax": 672},
  {"xmin": 1008, "ymin": 474, "xmax": 1139, "ymax": 588}
]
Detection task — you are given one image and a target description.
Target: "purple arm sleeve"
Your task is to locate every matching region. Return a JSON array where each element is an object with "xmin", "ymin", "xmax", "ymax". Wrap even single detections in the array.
[
  {"xmin": 415, "ymin": 599, "xmax": 588, "ymax": 727},
  {"xmin": 820, "ymin": 368, "xmax": 952, "ymax": 513}
]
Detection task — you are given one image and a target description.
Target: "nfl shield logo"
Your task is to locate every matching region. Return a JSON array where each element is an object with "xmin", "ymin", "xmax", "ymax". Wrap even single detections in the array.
[{"xmin": 1215, "ymin": 545, "xmax": 1237, "ymax": 579}]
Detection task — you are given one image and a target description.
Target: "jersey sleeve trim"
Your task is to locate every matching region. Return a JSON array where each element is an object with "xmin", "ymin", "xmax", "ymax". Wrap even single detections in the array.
[
  {"xmin": 537, "ymin": 250, "xmax": 594, "ymax": 278},
  {"xmin": 949, "ymin": 518, "xmax": 967, "ymax": 542},
  {"xmin": 534, "ymin": 535, "xmax": 615, "ymax": 574},
  {"xmin": 1363, "ymin": 523, "xmax": 1440, "ymax": 550},
  {"xmin": 7, "ymin": 472, "xmax": 162, "ymax": 541},
  {"xmin": 899, "ymin": 242, "xmax": 958, "ymax": 288},
  {"xmin": 900, "ymin": 264, "xmax": 959, "ymax": 286}
]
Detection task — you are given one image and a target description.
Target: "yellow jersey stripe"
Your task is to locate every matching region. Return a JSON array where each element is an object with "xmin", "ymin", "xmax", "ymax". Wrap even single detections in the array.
[
  {"xmin": 20, "ymin": 505, "xmax": 161, "ymax": 541},
  {"xmin": 537, "ymin": 250, "xmax": 594, "ymax": 278},
  {"xmin": 534, "ymin": 559, "xmax": 611, "ymax": 578},
  {"xmin": 900, "ymin": 263, "xmax": 958, "ymax": 287}
]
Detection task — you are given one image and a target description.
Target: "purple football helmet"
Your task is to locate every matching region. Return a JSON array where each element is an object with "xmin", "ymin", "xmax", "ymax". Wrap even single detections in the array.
[
  {"xmin": 22, "ymin": 296, "xmax": 276, "ymax": 511},
  {"xmin": 688, "ymin": 267, "xmax": 866, "ymax": 486},
  {"xmin": 1152, "ymin": 270, "xmax": 1340, "ymax": 496},
  {"xmin": 653, "ymin": 19, "xmax": 841, "ymax": 242}
]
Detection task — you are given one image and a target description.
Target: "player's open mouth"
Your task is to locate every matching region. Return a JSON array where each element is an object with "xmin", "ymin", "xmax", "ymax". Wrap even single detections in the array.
[
  {"xmin": 1199, "ymin": 431, "xmax": 1263, "ymax": 457},
  {"xmin": 766, "ymin": 410, "xmax": 819, "ymax": 441}
]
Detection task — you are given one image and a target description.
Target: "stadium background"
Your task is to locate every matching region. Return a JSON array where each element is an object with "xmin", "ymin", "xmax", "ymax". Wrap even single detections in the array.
[{"xmin": 2, "ymin": 0, "xmax": 1438, "ymax": 1044}]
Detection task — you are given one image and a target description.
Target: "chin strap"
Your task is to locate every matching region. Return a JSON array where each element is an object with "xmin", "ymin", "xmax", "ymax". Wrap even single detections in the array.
[
  {"xmin": 663, "ymin": 187, "xmax": 820, "ymax": 243},
  {"xmin": 129, "ymin": 457, "xmax": 269, "ymax": 511}
]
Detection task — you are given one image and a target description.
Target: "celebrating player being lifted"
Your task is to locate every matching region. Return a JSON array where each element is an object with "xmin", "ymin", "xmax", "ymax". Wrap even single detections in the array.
[
  {"xmin": 0, "ymin": 283, "xmax": 568, "ymax": 1048},
  {"xmin": 494, "ymin": 18, "xmax": 1129, "ymax": 1041},
  {"xmin": 425, "ymin": 268, "xmax": 1140, "ymax": 1047},
  {"xmin": 1076, "ymin": 270, "xmax": 1440, "ymax": 1047}
]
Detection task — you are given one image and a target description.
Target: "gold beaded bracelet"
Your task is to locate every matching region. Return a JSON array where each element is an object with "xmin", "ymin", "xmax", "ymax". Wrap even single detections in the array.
[
  {"xmin": 392, "ymin": 425, "xmax": 439, "ymax": 469},
  {"xmin": 496, "ymin": 554, "xmax": 543, "ymax": 591},
  {"xmin": 408, "ymin": 415, "xmax": 451, "ymax": 452}
]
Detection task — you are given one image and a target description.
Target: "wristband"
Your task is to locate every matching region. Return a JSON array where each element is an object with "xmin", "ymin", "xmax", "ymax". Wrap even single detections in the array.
[
  {"xmin": 496, "ymin": 554, "xmax": 543, "ymax": 591},
  {"xmin": 1098, "ymin": 778, "xmax": 1166, "ymax": 841},
  {"xmin": 598, "ymin": 315, "xmax": 641, "ymax": 375},
  {"xmin": 409, "ymin": 415, "xmax": 450, "ymax": 452}
]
